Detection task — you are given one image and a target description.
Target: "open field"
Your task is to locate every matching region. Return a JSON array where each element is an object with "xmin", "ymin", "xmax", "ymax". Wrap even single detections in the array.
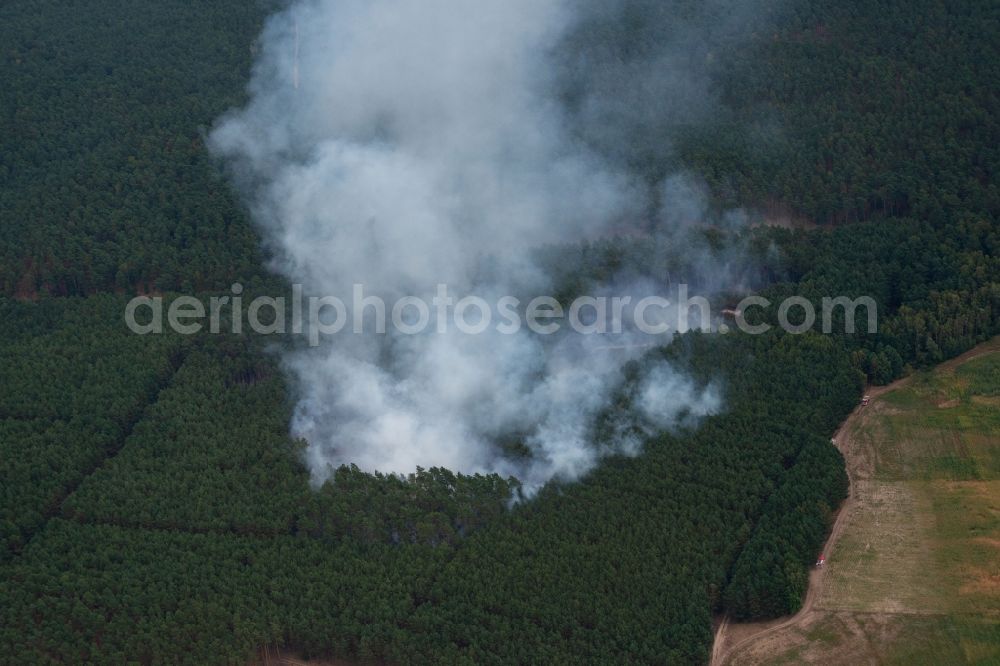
[{"xmin": 718, "ymin": 338, "xmax": 1000, "ymax": 665}]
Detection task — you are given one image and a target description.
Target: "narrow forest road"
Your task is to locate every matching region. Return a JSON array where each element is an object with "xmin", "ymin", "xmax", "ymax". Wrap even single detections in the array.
[{"xmin": 709, "ymin": 341, "xmax": 1000, "ymax": 666}]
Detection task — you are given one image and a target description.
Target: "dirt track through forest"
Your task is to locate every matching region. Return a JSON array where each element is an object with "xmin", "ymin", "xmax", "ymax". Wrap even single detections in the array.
[{"xmin": 710, "ymin": 341, "xmax": 1000, "ymax": 666}]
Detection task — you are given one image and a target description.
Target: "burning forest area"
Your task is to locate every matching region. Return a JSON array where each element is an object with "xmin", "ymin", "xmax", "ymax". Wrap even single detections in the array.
[{"xmin": 1, "ymin": 0, "xmax": 997, "ymax": 663}]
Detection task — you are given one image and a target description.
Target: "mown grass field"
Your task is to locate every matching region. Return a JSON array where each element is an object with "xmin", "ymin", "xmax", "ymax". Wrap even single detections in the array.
[{"xmin": 728, "ymin": 340, "xmax": 1000, "ymax": 665}]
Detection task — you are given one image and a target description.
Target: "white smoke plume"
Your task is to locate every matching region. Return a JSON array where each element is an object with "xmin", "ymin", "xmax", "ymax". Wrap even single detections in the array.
[{"xmin": 210, "ymin": 0, "xmax": 737, "ymax": 491}]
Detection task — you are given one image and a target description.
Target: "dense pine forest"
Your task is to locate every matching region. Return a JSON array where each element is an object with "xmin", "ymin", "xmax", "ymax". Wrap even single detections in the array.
[{"xmin": 1, "ymin": 0, "xmax": 997, "ymax": 664}]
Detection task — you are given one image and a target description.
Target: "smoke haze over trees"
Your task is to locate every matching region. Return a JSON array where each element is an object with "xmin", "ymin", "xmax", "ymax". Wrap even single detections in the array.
[{"xmin": 208, "ymin": 0, "xmax": 758, "ymax": 487}]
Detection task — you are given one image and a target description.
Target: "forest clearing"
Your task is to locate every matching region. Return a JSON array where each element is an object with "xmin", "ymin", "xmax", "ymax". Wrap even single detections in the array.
[{"xmin": 715, "ymin": 337, "xmax": 1000, "ymax": 665}]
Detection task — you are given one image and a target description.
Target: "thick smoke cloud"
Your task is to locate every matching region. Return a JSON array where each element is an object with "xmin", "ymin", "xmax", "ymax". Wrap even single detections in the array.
[{"xmin": 210, "ymin": 0, "xmax": 751, "ymax": 491}]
